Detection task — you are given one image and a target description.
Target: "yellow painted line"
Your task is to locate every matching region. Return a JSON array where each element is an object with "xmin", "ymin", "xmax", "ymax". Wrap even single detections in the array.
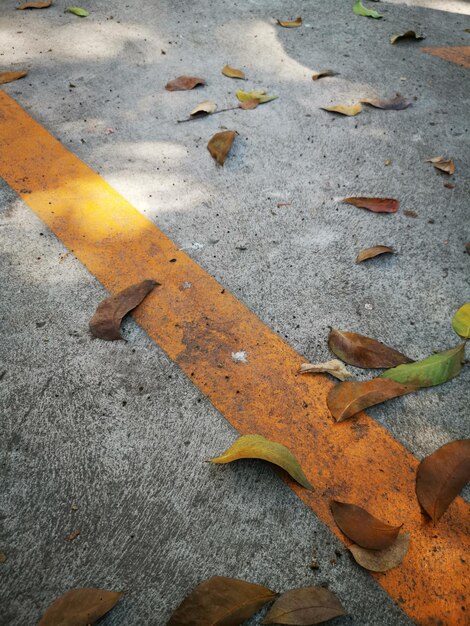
[
  {"xmin": 0, "ymin": 91, "xmax": 468, "ymax": 625},
  {"xmin": 422, "ymin": 46, "xmax": 470, "ymax": 69}
]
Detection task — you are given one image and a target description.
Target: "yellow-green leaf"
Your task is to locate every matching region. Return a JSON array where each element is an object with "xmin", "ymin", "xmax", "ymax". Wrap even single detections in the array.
[
  {"xmin": 380, "ymin": 344, "xmax": 465, "ymax": 388},
  {"xmin": 321, "ymin": 103, "xmax": 362, "ymax": 116},
  {"xmin": 452, "ymin": 303, "xmax": 470, "ymax": 339},
  {"xmin": 64, "ymin": 6, "xmax": 89, "ymax": 16},
  {"xmin": 222, "ymin": 65, "xmax": 245, "ymax": 80},
  {"xmin": 236, "ymin": 89, "xmax": 278, "ymax": 104},
  {"xmin": 352, "ymin": 0, "xmax": 382, "ymax": 18},
  {"xmin": 210, "ymin": 434, "xmax": 312, "ymax": 489}
]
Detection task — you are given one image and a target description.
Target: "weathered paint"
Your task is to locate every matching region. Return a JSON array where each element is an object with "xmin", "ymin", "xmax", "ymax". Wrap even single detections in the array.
[{"xmin": 422, "ymin": 46, "xmax": 470, "ymax": 69}]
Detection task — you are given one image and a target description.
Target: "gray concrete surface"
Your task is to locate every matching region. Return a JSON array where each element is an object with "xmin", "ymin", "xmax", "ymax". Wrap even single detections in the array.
[{"xmin": 1, "ymin": 0, "xmax": 469, "ymax": 624}]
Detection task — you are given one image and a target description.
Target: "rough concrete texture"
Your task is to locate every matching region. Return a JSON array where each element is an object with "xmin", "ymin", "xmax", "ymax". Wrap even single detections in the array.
[{"xmin": 0, "ymin": 0, "xmax": 469, "ymax": 624}]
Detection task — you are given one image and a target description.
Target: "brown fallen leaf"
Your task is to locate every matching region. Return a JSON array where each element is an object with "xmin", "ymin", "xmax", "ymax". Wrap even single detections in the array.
[
  {"xmin": 390, "ymin": 31, "xmax": 425, "ymax": 44},
  {"xmin": 0, "ymin": 552, "xmax": 7, "ymax": 563},
  {"xmin": 349, "ymin": 533, "xmax": 410, "ymax": 572},
  {"xmin": 361, "ymin": 96, "xmax": 412, "ymax": 110},
  {"xmin": 328, "ymin": 328, "xmax": 412, "ymax": 369},
  {"xmin": 64, "ymin": 529, "xmax": 80, "ymax": 542},
  {"xmin": 39, "ymin": 588, "xmax": 123, "ymax": 626},
  {"xmin": 327, "ymin": 378, "xmax": 416, "ymax": 421},
  {"xmin": 312, "ymin": 69, "xmax": 338, "ymax": 80},
  {"xmin": 17, "ymin": 0, "xmax": 52, "ymax": 8},
  {"xmin": 263, "ymin": 586, "xmax": 346, "ymax": 625},
  {"xmin": 207, "ymin": 130, "xmax": 237, "ymax": 166},
  {"xmin": 277, "ymin": 17, "xmax": 302, "ymax": 28},
  {"xmin": 239, "ymin": 99, "xmax": 260, "ymax": 110},
  {"xmin": 331, "ymin": 500, "xmax": 402, "ymax": 549},
  {"xmin": 321, "ymin": 103, "xmax": 362, "ymax": 116},
  {"xmin": 299, "ymin": 359, "xmax": 352, "ymax": 381},
  {"xmin": 404, "ymin": 210, "xmax": 417, "ymax": 218},
  {"xmin": 356, "ymin": 245, "xmax": 394, "ymax": 263},
  {"xmin": 89, "ymin": 279, "xmax": 159, "ymax": 340},
  {"xmin": 426, "ymin": 156, "xmax": 455, "ymax": 175},
  {"xmin": 222, "ymin": 65, "xmax": 245, "ymax": 79},
  {"xmin": 168, "ymin": 576, "xmax": 277, "ymax": 626},
  {"xmin": 342, "ymin": 197, "xmax": 400, "ymax": 213},
  {"xmin": 416, "ymin": 439, "xmax": 470, "ymax": 524},
  {"xmin": 190, "ymin": 100, "xmax": 217, "ymax": 117},
  {"xmin": 0, "ymin": 70, "xmax": 28, "ymax": 85},
  {"xmin": 165, "ymin": 76, "xmax": 205, "ymax": 91}
]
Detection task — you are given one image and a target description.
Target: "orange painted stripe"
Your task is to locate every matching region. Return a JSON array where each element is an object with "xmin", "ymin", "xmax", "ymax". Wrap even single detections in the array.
[
  {"xmin": 422, "ymin": 46, "xmax": 470, "ymax": 69},
  {"xmin": 0, "ymin": 91, "xmax": 468, "ymax": 625}
]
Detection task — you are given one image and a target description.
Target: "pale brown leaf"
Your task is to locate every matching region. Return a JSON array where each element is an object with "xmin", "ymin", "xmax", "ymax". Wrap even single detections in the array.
[
  {"xmin": 263, "ymin": 586, "xmax": 345, "ymax": 625},
  {"xmin": 349, "ymin": 533, "xmax": 410, "ymax": 572},
  {"xmin": 300, "ymin": 360, "xmax": 352, "ymax": 381},
  {"xmin": 342, "ymin": 197, "xmax": 399, "ymax": 213},
  {"xmin": 165, "ymin": 76, "xmax": 205, "ymax": 91},
  {"xmin": 321, "ymin": 103, "xmax": 362, "ymax": 116},
  {"xmin": 0, "ymin": 71, "xmax": 28, "ymax": 85},
  {"xmin": 426, "ymin": 156, "xmax": 455, "ymax": 175},
  {"xmin": 190, "ymin": 100, "xmax": 217, "ymax": 117},
  {"xmin": 356, "ymin": 245, "xmax": 394, "ymax": 263},
  {"xmin": 207, "ymin": 130, "xmax": 237, "ymax": 166},
  {"xmin": 39, "ymin": 588, "xmax": 123, "ymax": 626},
  {"xmin": 222, "ymin": 65, "xmax": 245, "ymax": 79}
]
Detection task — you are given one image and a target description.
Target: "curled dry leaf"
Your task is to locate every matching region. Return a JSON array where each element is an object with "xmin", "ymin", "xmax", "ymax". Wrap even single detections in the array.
[
  {"xmin": 210, "ymin": 434, "xmax": 312, "ymax": 490},
  {"xmin": 207, "ymin": 130, "xmax": 237, "ymax": 166},
  {"xmin": 353, "ymin": 0, "xmax": 383, "ymax": 18},
  {"xmin": 89, "ymin": 279, "xmax": 159, "ymax": 340},
  {"xmin": 361, "ymin": 96, "xmax": 412, "ymax": 110},
  {"xmin": 190, "ymin": 100, "xmax": 217, "ymax": 117},
  {"xmin": 330, "ymin": 501, "xmax": 402, "ymax": 550},
  {"xmin": 452, "ymin": 302, "xmax": 470, "ymax": 339},
  {"xmin": 321, "ymin": 103, "xmax": 362, "ymax": 116},
  {"xmin": 328, "ymin": 328, "xmax": 412, "ymax": 369},
  {"xmin": 222, "ymin": 65, "xmax": 245, "ymax": 79},
  {"xmin": 300, "ymin": 360, "xmax": 352, "ymax": 381},
  {"xmin": 342, "ymin": 197, "xmax": 399, "ymax": 213},
  {"xmin": 426, "ymin": 156, "xmax": 455, "ymax": 175},
  {"xmin": 356, "ymin": 245, "xmax": 394, "ymax": 263},
  {"xmin": 236, "ymin": 89, "xmax": 278, "ymax": 104},
  {"xmin": 239, "ymin": 99, "xmax": 260, "ymax": 110},
  {"xmin": 64, "ymin": 6, "xmax": 89, "ymax": 16},
  {"xmin": 0, "ymin": 71, "xmax": 28, "ymax": 85},
  {"xmin": 17, "ymin": 0, "xmax": 52, "ymax": 8},
  {"xmin": 167, "ymin": 576, "xmax": 277, "ymax": 626},
  {"xmin": 277, "ymin": 17, "xmax": 302, "ymax": 28},
  {"xmin": 263, "ymin": 586, "xmax": 345, "ymax": 625},
  {"xmin": 380, "ymin": 343, "xmax": 465, "ymax": 388},
  {"xmin": 350, "ymin": 533, "xmax": 410, "ymax": 572},
  {"xmin": 38, "ymin": 588, "xmax": 123, "ymax": 626},
  {"xmin": 165, "ymin": 76, "xmax": 206, "ymax": 91},
  {"xmin": 390, "ymin": 31, "xmax": 425, "ymax": 44},
  {"xmin": 327, "ymin": 378, "xmax": 416, "ymax": 421},
  {"xmin": 312, "ymin": 70, "xmax": 338, "ymax": 81},
  {"xmin": 416, "ymin": 439, "xmax": 470, "ymax": 524}
]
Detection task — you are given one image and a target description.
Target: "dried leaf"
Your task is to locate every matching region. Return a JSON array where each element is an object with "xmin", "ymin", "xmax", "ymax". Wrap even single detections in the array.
[
  {"xmin": 17, "ymin": 0, "xmax": 52, "ymax": 8},
  {"xmin": 361, "ymin": 96, "xmax": 412, "ymax": 110},
  {"xmin": 390, "ymin": 31, "xmax": 425, "ymax": 44},
  {"xmin": 0, "ymin": 552, "xmax": 7, "ymax": 563},
  {"xmin": 167, "ymin": 576, "xmax": 277, "ymax": 626},
  {"xmin": 330, "ymin": 500, "xmax": 402, "ymax": 549},
  {"xmin": 312, "ymin": 70, "xmax": 338, "ymax": 80},
  {"xmin": 263, "ymin": 586, "xmax": 345, "ymax": 625},
  {"xmin": 64, "ymin": 6, "xmax": 89, "ymax": 16},
  {"xmin": 352, "ymin": 0, "xmax": 383, "ymax": 19},
  {"xmin": 89, "ymin": 279, "xmax": 159, "ymax": 340},
  {"xmin": 210, "ymin": 434, "xmax": 312, "ymax": 490},
  {"xmin": 207, "ymin": 130, "xmax": 237, "ymax": 166},
  {"xmin": 190, "ymin": 100, "xmax": 217, "ymax": 117},
  {"xmin": 165, "ymin": 76, "xmax": 206, "ymax": 91},
  {"xmin": 380, "ymin": 343, "xmax": 465, "ymax": 388},
  {"xmin": 452, "ymin": 302, "xmax": 470, "ymax": 339},
  {"xmin": 356, "ymin": 245, "xmax": 394, "ymax": 263},
  {"xmin": 222, "ymin": 65, "xmax": 245, "ymax": 80},
  {"xmin": 350, "ymin": 533, "xmax": 410, "ymax": 572},
  {"xmin": 300, "ymin": 360, "xmax": 352, "ymax": 381},
  {"xmin": 0, "ymin": 71, "xmax": 28, "ymax": 85},
  {"xmin": 327, "ymin": 378, "xmax": 416, "ymax": 421},
  {"xmin": 342, "ymin": 197, "xmax": 399, "ymax": 213},
  {"xmin": 426, "ymin": 156, "xmax": 455, "ymax": 175},
  {"xmin": 239, "ymin": 99, "xmax": 260, "ymax": 110},
  {"xmin": 276, "ymin": 17, "xmax": 302, "ymax": 28},
  {"xmin": 236, "ymin": 89, "xmax": 278, "ymax": 104},
  {"xmin": 321, "ymin": 103, "xmax": 362, "ymax": 116},
  {"xmin": 39, "ymin": 588, "xmax": 123, "ymax": 625},
  {"xmin": 328, "ymin": 328, "xmax": 411, "ymax": 369},
  {"xmin": 416, "ymin": 439, "xmax": 470, "ymax": 524}
]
